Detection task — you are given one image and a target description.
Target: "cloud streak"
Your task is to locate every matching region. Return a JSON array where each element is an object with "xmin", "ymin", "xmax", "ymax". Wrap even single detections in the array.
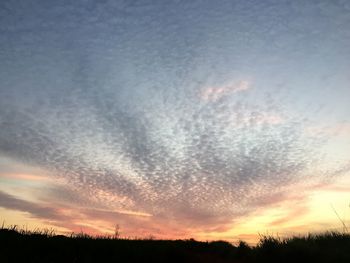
[
  {"xmin": 200, "ymin": 80, "xmax": 250, "ymax": 101},
  {"xmin": 0, "ymin": 190, "xmax": 65, "ymax": 221}
]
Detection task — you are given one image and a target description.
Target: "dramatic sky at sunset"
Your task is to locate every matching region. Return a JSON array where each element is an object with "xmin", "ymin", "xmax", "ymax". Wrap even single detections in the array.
[{"xmin": 0, "ymin": 0, "xmax": 350, "ymax": 244}]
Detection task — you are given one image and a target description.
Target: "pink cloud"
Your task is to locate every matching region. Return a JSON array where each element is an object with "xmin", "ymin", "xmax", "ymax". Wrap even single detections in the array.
[
  {"xmin": 200, "ymin": 80, "xmax": 250, "ymax": 101},
  {"xmin": 305, "ymin": 122, "xmax": 350, "ymax": 137}
]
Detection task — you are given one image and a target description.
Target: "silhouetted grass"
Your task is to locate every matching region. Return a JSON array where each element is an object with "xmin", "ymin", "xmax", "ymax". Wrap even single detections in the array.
[
  {"xmin": 252, "ymin": 232, "xmax": 350, "ymax": 263},
  {"xmin": 1, "ymin": 226, "xmax": 349, "ymax": 262}
]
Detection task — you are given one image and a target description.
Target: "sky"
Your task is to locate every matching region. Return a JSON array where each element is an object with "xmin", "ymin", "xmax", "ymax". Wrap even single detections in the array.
[{"xmin": 0, "ymin": 0, "xmax": 350, "ymax": 244}]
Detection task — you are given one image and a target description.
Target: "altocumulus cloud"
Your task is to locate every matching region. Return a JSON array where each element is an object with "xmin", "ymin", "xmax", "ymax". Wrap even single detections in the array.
[{"xmin": 0, "ymin": 0, "xmax": 350, "ymax": 236}]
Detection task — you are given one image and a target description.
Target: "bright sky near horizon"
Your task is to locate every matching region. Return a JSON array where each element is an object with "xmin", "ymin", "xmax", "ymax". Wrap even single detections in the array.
[{"xmin": 0, "ymin": 0, "xmax": 350, "ymax": 244}]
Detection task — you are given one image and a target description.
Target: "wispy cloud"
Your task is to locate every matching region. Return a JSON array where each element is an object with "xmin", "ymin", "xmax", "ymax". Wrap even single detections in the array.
[
  {"xmin": 200, "ymin": 80, "xmax": 250, "ymax": 101},
  {"xmin": 0, "ymin": 190, "xmax": 66, "ymax": 221},
  {"xmin": 0, "ymin": 173, "xmax": 53, "ymax": 182},
  {"xmin": 268, "ymin": 205, "xmax": 309, "ymax": 227},
  {"xmin": 305, "ymin": 122, "xmax": 350, "ymax": 137},
  {"xmin": 0, "ymin": 190, "xmax": 154, "ymax": 236}
]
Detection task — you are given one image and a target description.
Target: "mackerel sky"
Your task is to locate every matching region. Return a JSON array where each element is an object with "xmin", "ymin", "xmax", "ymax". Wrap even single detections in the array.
[{"xmin": 0, "ymin": 0, "xmax": 349, "ymax": 241}]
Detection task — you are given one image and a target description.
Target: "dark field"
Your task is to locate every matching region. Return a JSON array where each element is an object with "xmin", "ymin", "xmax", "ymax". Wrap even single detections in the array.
[{"xmin": 1, "ymin": 227, "xmax": 350, "ymax": 263}]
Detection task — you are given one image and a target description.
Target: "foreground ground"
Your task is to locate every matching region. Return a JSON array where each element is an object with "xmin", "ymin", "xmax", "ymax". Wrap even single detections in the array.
[{"xmin": 0, "ymin": 227, "xmax": 349, "ymax": 262}]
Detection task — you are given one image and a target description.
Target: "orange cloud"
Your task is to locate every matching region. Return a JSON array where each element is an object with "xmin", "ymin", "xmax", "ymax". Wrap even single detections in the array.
[
  {"xmin": 268, "ymin": 205, "xmax": 309, "ymax": 227},
  {"xmin": 0, "ymin": 173, "xmax": 54, "ymax": 182}
]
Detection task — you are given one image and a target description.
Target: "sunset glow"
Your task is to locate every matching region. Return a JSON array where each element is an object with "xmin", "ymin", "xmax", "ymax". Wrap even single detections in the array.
[{"xmin": 0, "ymin": 0, "xmax": 349, "ymax": 244}]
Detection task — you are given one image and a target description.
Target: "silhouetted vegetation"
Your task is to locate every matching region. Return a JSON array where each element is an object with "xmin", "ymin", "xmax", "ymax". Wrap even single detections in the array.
[{"xmin": 1, "ymin": 226, "xmax": 350, "ymax": 262}]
